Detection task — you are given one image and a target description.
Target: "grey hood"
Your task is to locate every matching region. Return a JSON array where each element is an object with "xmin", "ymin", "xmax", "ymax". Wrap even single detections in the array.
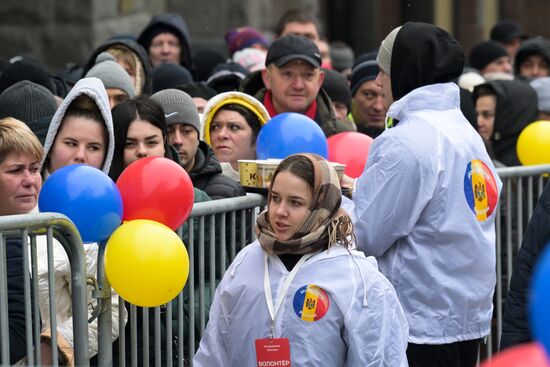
[{"xmin": 40, "ymin": 77, "xmax": 115, "ymax": 174}]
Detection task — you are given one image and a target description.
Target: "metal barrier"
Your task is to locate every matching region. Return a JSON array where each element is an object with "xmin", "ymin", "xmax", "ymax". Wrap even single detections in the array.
[
  {"xmin": 3, "ymin": 164, "xmax": 550, "ymax": 365},
  {"xmin": 482, "ymin": 164, "xmax": 550, "ymax": 360},
  {"xmin": 0, "ymin": 213, "xmax": 89, "ymax": 366}
]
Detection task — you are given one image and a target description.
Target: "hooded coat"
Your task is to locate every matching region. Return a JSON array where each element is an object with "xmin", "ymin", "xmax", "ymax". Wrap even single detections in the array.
[
  {"xmin": 36, "ymin": 77, "xmax": 122, "ymax": 360},
  {"xmin": 137, "ymin": 13, "xmax": 193, "ymax": 70},
  {"xmin": 514, "ymin": 37, "xmax": 550, "ymax": 77},
  {"xmin": 353, "ymin": 22, "xmax": 502, "ymax": 344},
  {"xmin": 473, "ymin": 80, "xmax": 538, "ymax": 167},
  {"xmin": 40, "ymin": 77, "xmax": 115, "ymax": 176},
  {"xmin": 81, "ymin": 38, "xmax": 153, "ymax": 96}
]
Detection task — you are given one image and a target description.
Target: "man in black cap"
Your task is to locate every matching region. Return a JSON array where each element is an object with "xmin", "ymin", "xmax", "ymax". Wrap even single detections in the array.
[
  {"xmin": 490, "ymin": 19, "xmax": 528, "ymax": 60},
  {"xmin": 239, "ymin": 34, "xmax": 352, "ymax": 137}
]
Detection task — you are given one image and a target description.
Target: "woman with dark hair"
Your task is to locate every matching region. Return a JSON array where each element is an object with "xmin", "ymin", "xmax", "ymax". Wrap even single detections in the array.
[
  {"xmin": 194, "ymin": 154, "xmax": 408, "ymax": 366},
  {"xmin": 202, "ymin": 91, "xmax": 270, "ymax": 179},
  {"xmin": 109, "ymin": 95, "xmax": 175, "ymax": 181}
]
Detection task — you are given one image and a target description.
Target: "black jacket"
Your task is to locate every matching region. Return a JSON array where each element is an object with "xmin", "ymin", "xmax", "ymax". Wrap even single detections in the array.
[
  {"xmin": 137, "ymin": 13, "xmax": 193, "ymax": 70},
  {"xmin": 501, "ymin": 182, "xmax": 550, "ymax": 349},
  {"xmin": 239, "ymin": 71, "xmax": 353, "ymax": 137},
  {"xmin": 2, "ymin": 237, "xmax": 37, "ymax": 364},
  {"xmin": 189, "ymin": 141, "xmax": 245, "ymax": 200}
]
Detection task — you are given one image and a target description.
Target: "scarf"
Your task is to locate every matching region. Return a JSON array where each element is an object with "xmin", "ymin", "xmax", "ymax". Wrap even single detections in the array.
[{"xmin": 256, "ymin": 153, "xmax": 354, "ymax": 255}]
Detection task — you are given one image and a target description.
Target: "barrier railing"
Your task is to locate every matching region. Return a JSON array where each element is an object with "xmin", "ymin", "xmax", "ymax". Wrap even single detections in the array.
[
  {"xmin": 0, "ymin": 213, "xmax": 89, "ymax": 366},
  {"xmin": 3, "ymin": 164, "xmax": 550, "ymax": 365}
]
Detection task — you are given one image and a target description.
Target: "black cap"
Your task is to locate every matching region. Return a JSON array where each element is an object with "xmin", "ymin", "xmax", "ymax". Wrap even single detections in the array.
[
  {"xmin": 266, "ymin": 34, "xmax": 322, "ymax": 68},
  {"xmin": 490, "ymin": 20, "xmax": 527, "ymax": 44}
]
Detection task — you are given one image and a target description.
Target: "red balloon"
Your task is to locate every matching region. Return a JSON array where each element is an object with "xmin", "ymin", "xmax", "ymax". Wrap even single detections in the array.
[
  {"xmin": 479, "ymin": 343, "xmax": 550, "ymax": 367},
  {"xmin": 116, "ymin": 157, "xmax": 195, "ymax": 230},
  {"xmin": 327, "ymin": 132, "xmax": 373, "ymax": 178}
]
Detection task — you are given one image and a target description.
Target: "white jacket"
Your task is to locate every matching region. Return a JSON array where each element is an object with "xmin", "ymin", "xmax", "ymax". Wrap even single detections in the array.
[
  {"xmin": 194, "ymin": 241, "xmax": 409, "ymax": 366},
  {"xmin": 353, "ymin": 83, "xmax": 502, "ymax": 344},
  {"xmin": 35, "ymin": 230, "xmax": 124, "ymax": 358}
]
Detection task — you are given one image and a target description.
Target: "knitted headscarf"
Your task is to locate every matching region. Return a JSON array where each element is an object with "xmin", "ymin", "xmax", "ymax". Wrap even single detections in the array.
[{"xmin": 256, "ymin": 153, "xmax": 354, "ymax": 255}]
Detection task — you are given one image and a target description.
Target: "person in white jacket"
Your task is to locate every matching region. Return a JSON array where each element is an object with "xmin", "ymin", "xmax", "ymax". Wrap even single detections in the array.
[
  {"xmin": 352, "ymin": 22, "xmax": 502, "ymax": 367},
  {"xmin": 37, "ymin": 77, "xmax": 123, "ymax": 365},
  {"xmin": 194, "ymin": 153, "xmax": 408, "ymax": 366}
]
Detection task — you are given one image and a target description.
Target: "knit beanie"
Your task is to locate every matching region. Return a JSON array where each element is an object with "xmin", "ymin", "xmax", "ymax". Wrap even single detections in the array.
[
  {"xmin": 152, "ymin": 63, "xmax": 193, "ymax": 93},
  {"xmin": 85, "ymin": 52, "xmax": 135, "ymax": 98},
  {"xmin": 469, "ymin": 41, "xmax": 508, "ymax": 71},
  {"xmin": 0, "ymin": 59, "xmax": 56, "ymax": 95},
  {"xmin": 350, "ymin": 60, "xmax": 379, "ymax": 96},
  {"xmin": 322, "ymin": 68, "xmax": 352, "ymax": 112},
  {"xmin": 376, "ymin": 26, "xmax": 402, "ymax": 76},
  {"xmin": 225, "ymin": 27, "xmax": 270, "ymax": 57},
  {"xmin": 0, "ymin": 80, "xmax": 57, "ymax": 123},
  {"xmin": 150, "ymin": 88, "xmax": 201, "ymax": 134}
]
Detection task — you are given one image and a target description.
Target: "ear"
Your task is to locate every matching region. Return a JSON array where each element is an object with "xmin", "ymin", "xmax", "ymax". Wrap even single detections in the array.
[
  {"xmin": 317, "ymin": 69, "xmax": 325, "ymax": 88},
  {"xmin": 261, "ymin": 68, "xmax": 271, "ymax": 89}
]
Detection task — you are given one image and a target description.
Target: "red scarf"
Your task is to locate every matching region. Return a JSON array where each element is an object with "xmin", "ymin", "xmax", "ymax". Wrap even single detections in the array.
[{"xmin": 263, "ymin": 90, "xmax": 318, "ymax": 121}]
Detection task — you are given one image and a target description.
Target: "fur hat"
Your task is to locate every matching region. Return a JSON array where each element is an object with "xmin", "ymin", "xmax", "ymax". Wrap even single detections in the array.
[
  {"xmin": 85, "ymin": 52, "xmax": 135, "ymax": 98},
  {"xmin": 0, "ymin": 80, "xmax": 57, "ymax": 123},
  {"xmin": 151, "ymin": 88, "xmax": 200, "ymax": 134}
]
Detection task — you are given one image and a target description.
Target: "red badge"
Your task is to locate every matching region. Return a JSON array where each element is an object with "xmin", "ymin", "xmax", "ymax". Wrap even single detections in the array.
[{"xmin": 255, "ymin": 338, "xmax": 291, "ymax": 367}]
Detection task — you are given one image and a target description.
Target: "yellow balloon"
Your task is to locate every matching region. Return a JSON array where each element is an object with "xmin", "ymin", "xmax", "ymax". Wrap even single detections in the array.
[
  {"xmin": 517, "ymin": 120, "xmax": 550, "ymax": 166},
  {"xmin": 104, "ymin": 219, "xmax": 189, "ymax": 307}
]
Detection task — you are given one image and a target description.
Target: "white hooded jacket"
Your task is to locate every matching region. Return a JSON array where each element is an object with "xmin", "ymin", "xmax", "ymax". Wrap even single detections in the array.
[
  {"xmin": 194, "ymin": 240, "xmax": 409, "ymax": 366},
  {"xmin": 353, "ymin": 82, "xmax": 502, "ymax": 344},
  {"xmin": 36, "ymin": 77, "xmax": 122, "ymax": 359}
]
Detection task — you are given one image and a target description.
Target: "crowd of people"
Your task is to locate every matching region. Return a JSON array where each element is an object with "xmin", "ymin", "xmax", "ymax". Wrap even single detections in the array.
[{"xmin": 1, "ymin": 7, "xmax": 549, "ymax": 366}]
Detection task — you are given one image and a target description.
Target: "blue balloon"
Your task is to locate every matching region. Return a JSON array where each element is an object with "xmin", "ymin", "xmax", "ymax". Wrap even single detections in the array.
[
  {"xmin": 256, "ymin": 112, "xmax": 328, "ymax": 159},
  {"xmin": 39, "ymin": 164, "xmax": 123, "ymax": 243},
  {"xmin": 529, "ymin": 241, "xmax": 550, "ymax": 356}
]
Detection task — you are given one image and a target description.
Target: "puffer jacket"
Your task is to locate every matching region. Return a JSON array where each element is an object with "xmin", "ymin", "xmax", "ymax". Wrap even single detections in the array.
[{"xmin": 189, "ymin": 141, "xmax": 246, "ymax": 200}]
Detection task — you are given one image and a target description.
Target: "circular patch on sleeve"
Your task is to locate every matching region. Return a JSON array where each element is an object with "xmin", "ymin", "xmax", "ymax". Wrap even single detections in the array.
[
  {"xmin": 463, "ymin": 160, "xmax": 498, "ymax": 221},
  {"xmin": 292, "ymin": 284, "xmax": 329, "ymax": 322}
]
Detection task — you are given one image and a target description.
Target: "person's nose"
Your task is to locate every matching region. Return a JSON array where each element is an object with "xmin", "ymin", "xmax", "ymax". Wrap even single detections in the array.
[
  {"xmin": 136, "ymin": 142, "xmax": 148, "ymax": 158},
  {"xmin": 372, "ymin": 95, "xmax": 385, "ymax": 112},
  {"xmin": 21, "ymin": 169, "xmax": 35, "ymax": 187},
  {"xmin": 216, "ymin": 126, "xmax": 229, "ymax": 140},
  {"xmin": 161, "ymin": 43, "xmax": 172, "ymax": 54},
  {"xmin": 275, "ymin": 202, "xmax": 288, "ymax": 217},
  {"xmin": 291, "ymin": 76, "xmax": 305, "ymax": 89},
  {"xmin": 171, "ymin": 130, "xmax": 183, "ymax": 146},
  {"xmin": 73, "ymin": 146, "xmax": 86, "ymax": 163}
]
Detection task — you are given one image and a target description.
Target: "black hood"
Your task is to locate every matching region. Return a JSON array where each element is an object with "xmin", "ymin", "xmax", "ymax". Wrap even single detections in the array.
[
  {"xmin": 514, "ymin": 37, "xmax": 550, "ymax": 76},
  {"xmin": 473, "ymin": 79, "xmax": 538, "ymax": 166},
  {"xmin": 390, "ymin": 22, "xmax": 464, "ymax": 101},
  {"xmin": 137, "ymin": 13, "xmax": 193, "ymax": 70},
  {"xmin": 81, "ymin": 38, "xmax": 153, "ymax": 95}
]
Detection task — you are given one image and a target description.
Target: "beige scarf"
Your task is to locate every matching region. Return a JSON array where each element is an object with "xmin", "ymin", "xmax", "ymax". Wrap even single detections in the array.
[{"xmin": 256, "ymin": 153, "xmax": 354, "ymax": 255}]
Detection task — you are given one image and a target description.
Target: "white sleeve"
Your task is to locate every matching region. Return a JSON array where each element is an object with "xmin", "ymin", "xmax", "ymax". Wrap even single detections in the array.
[
  {"xmin": 346, "ymin": 274, "xmax": 409, "ymax": 366},
  {"xmin": 193, "ymin": 280, "xmax": 228, "ymax": 366},
  {"xmin": 352, "ymin": 136, "xmax": 436, "ymax": 256}
]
